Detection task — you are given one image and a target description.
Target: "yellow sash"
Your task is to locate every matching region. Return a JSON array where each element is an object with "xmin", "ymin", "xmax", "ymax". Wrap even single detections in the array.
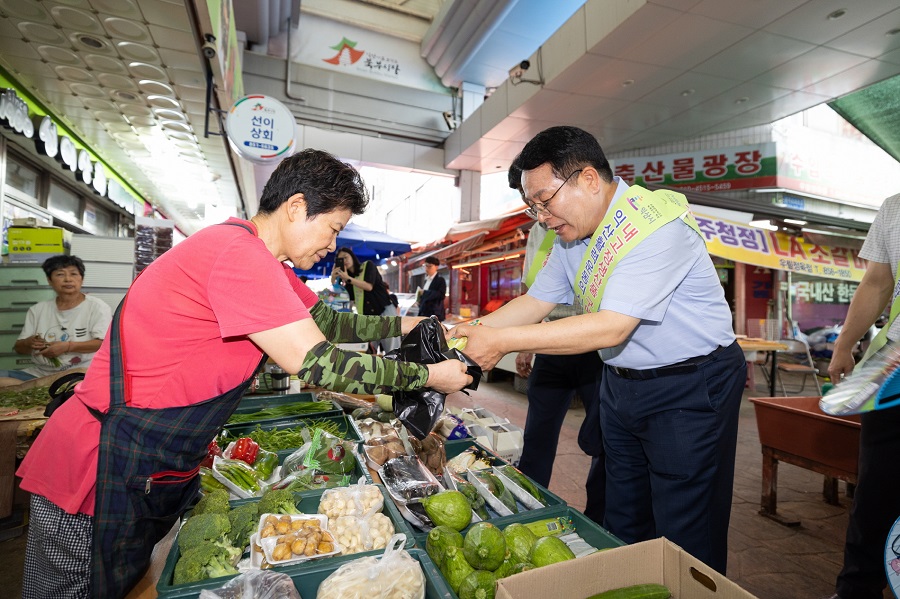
[
  {"xmin": 524, "ymin": 229, "xmax": 557, "ymax": 288},
  {"xmin": 859, "ymin": 264, "xmax": 900, "ymax": 363},
  {"xmin": 574, "ymin": 185, "xmax": 702, "ymax": 314},
  {"xmin": 352, "ymin": 261, "xmax": 367, "ymax": 315}
]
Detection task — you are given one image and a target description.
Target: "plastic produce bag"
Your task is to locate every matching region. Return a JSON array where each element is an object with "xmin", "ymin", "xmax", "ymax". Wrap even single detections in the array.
[
  {"xmin": 329, "ymin": 512, "xmax": 395, "ymax": 554},
  {"xmin": 316, "ymin": 534, "xmax": 425, "ymax": 599},
  {"xmin": 820, "ymin": 340, "xmax": 900, "ymax": 415},
  {"xmin": 385, "ymin": 316, "xmax": 482, "ymax": 439},
  {"xmin": 280, "ymin": 429, "xmax": 357, "ymax": 479},
  {"xmin": 317, "ymin": 477, "xmax": 385, "ymax": 519},
  {"xmin": 198, "ymin": 570, "xmax": 301, "ymax": 599}
]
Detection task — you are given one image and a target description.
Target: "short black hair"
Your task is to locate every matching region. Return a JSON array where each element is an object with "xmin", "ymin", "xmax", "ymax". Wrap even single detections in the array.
[
  {"xmin": 519, "ymin": 126, "xmax": 613, "ymax": 184},
  {"xmin": 335, "ymin": 246, "xmax": 361, "ymax": 274},
  {"xmin": 257, "ymin": 149, "xmax": 369, "ymax": 218},
  {"xmin": 42, "ymin": 255, "xmax": 84, "ymax": 278},
  {"xmin": 425, "ymin": 256, "xmax": 440, "ymax": 266},
  {"xmin": 508, "ymin": 153, "xmax": 524, "ymax": 196}
]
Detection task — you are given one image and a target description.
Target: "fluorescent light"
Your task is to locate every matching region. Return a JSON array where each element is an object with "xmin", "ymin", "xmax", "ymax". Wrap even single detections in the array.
[
  {"xmin": 749, "ymin": 219, "xmax": 778, "ymax": 231},
  {"xmin": 783, "ymin": 218, "xmax": 807, "ymax": 226}
]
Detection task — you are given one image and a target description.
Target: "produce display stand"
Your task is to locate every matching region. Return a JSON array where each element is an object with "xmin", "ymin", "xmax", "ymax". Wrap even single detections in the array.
[
  {"xmin": 750, "ymin": 395, "xmax": 860, "ymax": 526},
  {"xmin": 156, "ymin": 485, "xmax": 418, "ymax": 598}
]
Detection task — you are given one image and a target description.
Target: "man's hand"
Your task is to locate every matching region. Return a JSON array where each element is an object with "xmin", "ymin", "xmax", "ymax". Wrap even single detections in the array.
[
  {"xmin": 40, "ymin": 341, "xmax": 70, "ymax": 359},
  {"xmin": 447, "ymin": 324, "xmax": 505, "ymax": 371},
  {"xmin": 515, "ymin": 352, "xmax": 534, "ymax": 378},
  {"xmin": 827, "ymin": 349, "xmax": 856, "ymax": 384},
  {"xmin": 426, "ymin": 359, "xmax": 473, "ymax": 394},
  {"xmin": 26, "ymin": 335, "xmax": 47, "ymax": 352}
]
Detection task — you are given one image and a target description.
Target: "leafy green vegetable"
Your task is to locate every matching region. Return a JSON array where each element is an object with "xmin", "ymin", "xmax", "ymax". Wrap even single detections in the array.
[
  {"xmin": 191, "ymin": 488, "xmax": 230, "ymax": 516},
  {"xmin": 240, "ymin": 420, "xmax": 342, "ymax": 452},
  {"xmin": 226, "ymin": 400, "xmax": 336, "ymax": 424},
  {"xmin": 0, "ymin": 386, "xmax": 51, "ymax": 410},
  {"xmin": 257, "ymin": 488, "xmax": 302, "ymax": 515},
  {"xmin": 173, "ymin": 544, "xmax": 239, "ymax": 584}
]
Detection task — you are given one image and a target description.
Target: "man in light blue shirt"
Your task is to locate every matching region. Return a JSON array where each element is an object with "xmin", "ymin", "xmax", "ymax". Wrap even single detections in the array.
[{"xmin": 452, "ymin": 126, "xmax": 745, "ymax": 573}]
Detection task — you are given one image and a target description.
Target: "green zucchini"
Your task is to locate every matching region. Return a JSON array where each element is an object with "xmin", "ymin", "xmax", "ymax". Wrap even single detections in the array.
[{"xmin": 586, "ymin": 583, "xmax": 671, "ymax": 599}]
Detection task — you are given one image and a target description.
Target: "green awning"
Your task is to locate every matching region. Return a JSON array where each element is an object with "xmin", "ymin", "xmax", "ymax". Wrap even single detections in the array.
[{"xmin": 829, "ymin": 73, "xmax": 900, "ymax": 164}]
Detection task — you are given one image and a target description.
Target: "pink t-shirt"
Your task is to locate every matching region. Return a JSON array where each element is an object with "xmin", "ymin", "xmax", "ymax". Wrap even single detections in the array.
[{"xmin": 17, "ymin": 219, "xmax": 319, "ymax": 515}]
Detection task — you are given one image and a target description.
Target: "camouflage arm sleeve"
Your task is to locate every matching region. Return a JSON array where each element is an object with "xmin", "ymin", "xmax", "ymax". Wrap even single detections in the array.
[
  {"xmin": 297, "ymin": 340, "xmax": 429, "ymax": 394},
  {"xmin": 309, "ymin": 300, "xmax": 401, "ymax": 344}
]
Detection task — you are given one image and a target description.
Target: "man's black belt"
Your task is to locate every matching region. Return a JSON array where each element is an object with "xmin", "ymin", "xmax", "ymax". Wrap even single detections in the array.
[{"xmin": 610, "ymin": 344, "xmax": 729, "ymax": 381}]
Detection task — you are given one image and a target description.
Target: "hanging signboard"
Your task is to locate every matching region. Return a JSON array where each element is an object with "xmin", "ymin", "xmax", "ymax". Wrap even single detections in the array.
[
  {"xmin": 694, "ymin": 211, "xmax": 866, "ymax": 282},
  {"xmin": 224, "ymin": 94, "xmax": 296, "ymax": 164}
]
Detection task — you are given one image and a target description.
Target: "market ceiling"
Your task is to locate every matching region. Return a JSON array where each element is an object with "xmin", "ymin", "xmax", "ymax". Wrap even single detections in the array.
[{"xmin": 1, "ymin": 0, "xmax": 899, "ymax": 236}]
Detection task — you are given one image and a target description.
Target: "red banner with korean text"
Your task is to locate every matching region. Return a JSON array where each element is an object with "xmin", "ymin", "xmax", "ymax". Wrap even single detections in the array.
[{"xmin": 693, "ymin": 212, "xmax": 866, "ymax": 282}]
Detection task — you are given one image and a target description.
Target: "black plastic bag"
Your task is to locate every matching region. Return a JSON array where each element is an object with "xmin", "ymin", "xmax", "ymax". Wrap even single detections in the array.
[
  {"xmin": 384, "ymin": 316, "xmax": 481, "ymax": 439},
  {"xmin": 44, "ymin": 372, "xmax": 85, "ymax": 418}
]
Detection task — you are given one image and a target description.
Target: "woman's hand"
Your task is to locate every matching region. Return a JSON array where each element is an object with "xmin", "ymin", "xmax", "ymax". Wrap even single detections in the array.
[
  {"xmin": 40, "ymin": 341, "xmax": 71, "ymax": 359},
  {"xmin": 26, "ymin": 335, "xmax": 48, "ymax": 353},
  {"xmin": 425, "ymin": 360, "xmax": 472, "ymax": 394}
]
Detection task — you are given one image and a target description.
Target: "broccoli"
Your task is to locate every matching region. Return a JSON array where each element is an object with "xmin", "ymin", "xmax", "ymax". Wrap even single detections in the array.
[
  {"xmin": 173, "ymin": 544, "xmax": 239, "ymax": 585},
  {"xmin": 257, "ymin": 488, "xmax": 301, "ymax": 515},
  {"xmin": 192, "ymin": 488, "xmax": 230, "ymax": 516},
  {"xmin": 227, "ymin": 501, "xmax": 259, "ymax": 549},
  {"xmin": 177, "ymin": 512, "xmax": 234, "ymax": 553}
]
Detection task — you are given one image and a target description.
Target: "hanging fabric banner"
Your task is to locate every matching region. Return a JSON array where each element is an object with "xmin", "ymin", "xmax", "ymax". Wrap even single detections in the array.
[{"xmin": 693, "ymin": 212, "xmax": 866, "ymax": 282}]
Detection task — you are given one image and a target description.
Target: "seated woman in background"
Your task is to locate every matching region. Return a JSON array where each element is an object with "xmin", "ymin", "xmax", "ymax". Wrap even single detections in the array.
[{"xmin": 0, "ymin": 255, "xmax": 111, "ymax": 386}]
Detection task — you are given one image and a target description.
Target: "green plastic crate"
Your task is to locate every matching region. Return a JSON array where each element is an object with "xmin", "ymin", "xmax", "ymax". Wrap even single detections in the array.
[
  {"xmin": 229, "ymin": 392, "xmax": 343, "ymax": 426},
  {"xmin": 422, "ymin": 506, "xmax": 625, "ymax": 599},
  {"xmin": 156, "ymin": 485, "xmax": 417, "ymax": 598}
]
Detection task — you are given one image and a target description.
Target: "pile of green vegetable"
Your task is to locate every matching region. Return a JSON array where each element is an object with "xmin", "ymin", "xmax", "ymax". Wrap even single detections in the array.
[
  {"xmin": 172, "ymin": 487, "xmax": 305, "ymax": 585},
  {"xmin": 425, "ymin": 520, "xmax": 576, "ymax": 599},
  {"xmin": 226, "ymin": 400, "xmax": 335, "ymax": 424},
  {"xmin": 0, "ymin": 386, "xmax": 50, "ymax": 410},
  {"xmin": 226, "ymin": 419, "xmax": 343, "ymax": 452}
]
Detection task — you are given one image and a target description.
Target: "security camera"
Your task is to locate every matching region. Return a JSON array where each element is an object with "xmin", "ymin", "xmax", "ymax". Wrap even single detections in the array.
[
  {"xmin": 509, "ymin": 60, "xmax": 530, "ymax": 79},
  {"xmin": 202, "ymin": 42, "xmax": 216, "ymax": 59},
  {"xmin": 443, "ymin": 110, "xmax": 458, "ymax": 131}
]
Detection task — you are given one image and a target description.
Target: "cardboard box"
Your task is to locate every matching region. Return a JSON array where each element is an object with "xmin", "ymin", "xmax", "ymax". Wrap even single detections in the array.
[
  {"xmin": 8, "ymin": 227, "xmax": 71, "ymax": 262},
  {"xmin": 496, "ymin": 538, "xmax": 758, "ymax": 599}
]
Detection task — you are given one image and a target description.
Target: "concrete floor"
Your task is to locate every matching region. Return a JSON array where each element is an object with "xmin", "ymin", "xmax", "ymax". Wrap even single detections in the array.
[{"xmin": 0, "ymin": 368, "xmax": 890, "ymax": 598}]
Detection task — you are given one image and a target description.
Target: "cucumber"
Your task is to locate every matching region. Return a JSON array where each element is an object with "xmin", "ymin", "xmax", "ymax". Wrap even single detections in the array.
[{"xmin": 586, "ymin": 583, "xmax": 671, "ymax": 599}]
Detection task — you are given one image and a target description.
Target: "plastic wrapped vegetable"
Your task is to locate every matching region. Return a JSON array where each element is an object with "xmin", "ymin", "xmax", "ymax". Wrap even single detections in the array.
[
  {"xmin": 379, "ymin": 456, "xmax": 441, "ymax": 502},
  {"xmin": 317, "ymin": 478, "xmax": 384, "ymax": 519},
  {"xmin": 281, "ymin": 429, "xmax": 357, "ymax": 478},
  {"xmin": 329, "ymin": 513, "xmax": 395, "ymax": 554},
  {"xmin": 468, "ymin": 469, "xmax": 518, "ymax": 514},
  {"xmin": 229, "ymin": 437, "xmax": 260, "ymax": 465},
  {"xmin": 316, "ymin": 534, "xmax": 425, "ymax": 599},
  {"xmin": 211, "ymin": 456, "xmax": 261, "ymax": 498},
  {"xmin": 253, "ymin": 450, "xmax": 279, "ymax": 481},
  {"xmin": 197, "ymin": 570, "xmax": 301, "ymax": 599}
]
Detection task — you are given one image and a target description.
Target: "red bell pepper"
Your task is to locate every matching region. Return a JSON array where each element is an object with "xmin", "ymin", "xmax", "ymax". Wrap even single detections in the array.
[
  {"xmin": 231, "ymin": 437, "xmax": 260, "ymax": 465},
  {"xmin": 200, "ymin": 439, "xmax": 223, "ymax": 469}
]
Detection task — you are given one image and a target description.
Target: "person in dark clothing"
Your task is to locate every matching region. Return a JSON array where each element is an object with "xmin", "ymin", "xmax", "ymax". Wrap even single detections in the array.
[
  {"xmin": 417, "ymin": 256, "xmax": 446, "ymax": 321},
  {"xmin": 331, "ymin": 246, "xmax": 400, "ymax": 352}
]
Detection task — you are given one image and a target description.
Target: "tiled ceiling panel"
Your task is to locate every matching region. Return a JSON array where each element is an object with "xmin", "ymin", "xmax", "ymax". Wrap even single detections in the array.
[{"xmin": 0, "ymin": 0, "xmax": 241, "ymax": 234}]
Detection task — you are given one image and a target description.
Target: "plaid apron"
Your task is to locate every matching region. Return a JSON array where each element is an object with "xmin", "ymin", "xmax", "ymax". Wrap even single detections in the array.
[{"xmin": 89, "ymin": 222, "xmax": 265, "ymax": 597}]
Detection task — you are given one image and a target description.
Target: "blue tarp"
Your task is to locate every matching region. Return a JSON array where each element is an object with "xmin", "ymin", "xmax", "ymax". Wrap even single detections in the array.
[{"xmin": 294, "ymin": 222, "xmax": 411, "ymax": 278}]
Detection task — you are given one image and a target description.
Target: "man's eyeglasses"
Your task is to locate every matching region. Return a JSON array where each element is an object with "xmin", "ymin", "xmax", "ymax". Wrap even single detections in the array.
[{"xmin": 524, "ymin": 169, "xmax": 582, "ymax": 219}]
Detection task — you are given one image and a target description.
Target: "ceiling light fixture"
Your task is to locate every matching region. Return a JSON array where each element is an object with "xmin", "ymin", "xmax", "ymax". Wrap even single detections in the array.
[
  {"xmin": 826, "ymin": 8, "xmax": 846, "ymax": 20},
  {"xmin": 734, "ymin": 97, "xmax": 749, "ymax": 104},
  {"xmin": 622, "ymin": 79, "xmax": 634, "ymax": 87},
  {"xmin": 680, "ymin": 89, "xmax": 695, "ymax": 97}
]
